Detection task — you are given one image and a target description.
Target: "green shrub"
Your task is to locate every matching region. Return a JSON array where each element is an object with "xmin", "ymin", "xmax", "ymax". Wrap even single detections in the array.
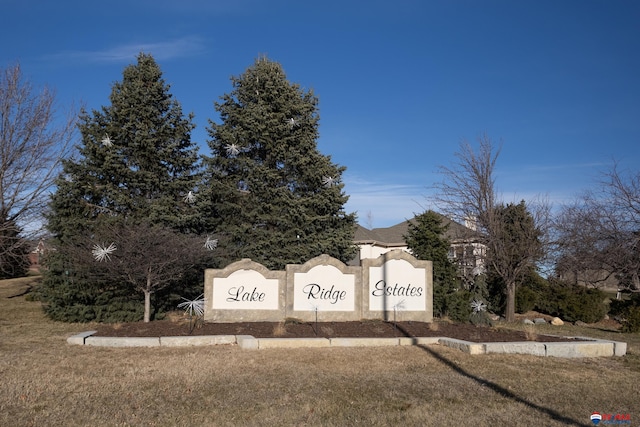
[
  {"xmin": 536, "ymin": 281, "xmax": 607, "ymax": 323},
  {"xmin": 609, "ymin": 293, "xmax": 640, "ymax": 315},
  {"xmin": 444, "ymin": 290, "xmax": 472, "ymax": 323},
  {"xmin": 515, "ymin": 285, "xmax": 538, "ymax": 313},
  {"xmin": 563, "ymin": 288, "xmax": 607, "ymax": 323},
  {"xmin": 620, "ymin": 306, "xmax": 640, "ymax": 333},
  {"xmin": 609, "ymin": 299, "xmax": 629, "ymax": 317},
  {"xmin": 432, "ymin": 284, "xmax": 449, "ymax": 318},
  {"xmin": 485, "ymin": 273, "xmax": 505, "ymax": 315},
  {"xmin": 610, "ymin": 293, "xmax": 640, "ymax": 332},
  {"xmin": 485, "ymin": 269, "xmax": 546, "ymax": 316},
  {"xmin": 469, "ymin": 310, "xmax": 493, "ymax": 326}
]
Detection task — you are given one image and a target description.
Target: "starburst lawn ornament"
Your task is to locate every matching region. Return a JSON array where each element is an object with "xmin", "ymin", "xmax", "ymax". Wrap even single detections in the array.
[
  {"xmin": 101, "ymin": 134, "xmax": 113, "ymax": 147},
  {"xmin": 92, "ymin": 242, "xmax": 117, "ymax": 262},
  {"xmin": 178, "ymin": 294, "xmax": 205, "ymax": 317},
  {"xmin": 225, "ymin": 143, "xmax": 241, "ymax": 156},
  {"xmin": 204, "ymin": 236, "xmax": 218, "ymax": 250},
  {"xmin": 183, "ymin": 190, "xmax": 196, "ymax": 204},
  {"xmin": 178, "ymin": 294, "xmax": 205, "ymax": 333},
  {"xmin": 391, "ymin": 299, "xmax": 406, "ymax": 334},
  {"xmin": 393, "ymin": 299, "xmax": 406, "ymax": 311},
  {"xmin": 322, "ymin": 176, "xmax": 338, "ymax": 187},
  {"xmin": 471, "ymin": 299, "xmax": 487, "ymax": 313}
]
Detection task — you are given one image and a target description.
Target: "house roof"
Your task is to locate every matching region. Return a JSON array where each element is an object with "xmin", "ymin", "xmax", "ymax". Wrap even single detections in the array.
[{"xmin": 354, "ymin": 213, "xmax": 479, "ymax": 247}]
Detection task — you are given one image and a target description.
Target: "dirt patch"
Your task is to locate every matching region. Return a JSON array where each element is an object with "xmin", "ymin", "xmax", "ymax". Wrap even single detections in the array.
[{"xmin": 93, "ymin": 319, "xmax": 576, "ymax": 343}]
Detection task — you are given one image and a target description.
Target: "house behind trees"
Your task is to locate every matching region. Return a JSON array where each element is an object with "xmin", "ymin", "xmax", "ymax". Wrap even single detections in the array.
[{"xmin": 352, "ymin": 213, "xmax": 485, "ymax": 280}]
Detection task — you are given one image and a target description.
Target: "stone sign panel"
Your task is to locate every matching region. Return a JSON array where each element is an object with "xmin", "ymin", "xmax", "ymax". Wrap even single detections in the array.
[
  {"xmin": 204, "ymin": 259, "xmax": 285, "ymax": 322},
  {"xmin": 362, "ymin": 250, "xmax": 432, "ymax": 322},
  {"xmin": 368, "ymin": 259, "xmax": 426, "ymax": 311},
  {"xmin": 287, "ymin": 254, "xmax": 361, "ymax": 321},
  {"xmin": 212, "ymin": 269, "xmax": 279, "ymax": 310}
]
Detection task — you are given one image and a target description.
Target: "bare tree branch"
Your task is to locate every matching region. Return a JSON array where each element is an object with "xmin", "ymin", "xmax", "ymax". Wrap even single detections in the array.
[
  {"xmin": 555, "ymin": 164, "xmax": 640, "ymax": 291},
  {"xmin": 434, "ymin": 135, "xmax": 500, "ymax": 230},
  {"xmin": 0, "ymin": 63, "xmax": 77, "ymax": 237}
]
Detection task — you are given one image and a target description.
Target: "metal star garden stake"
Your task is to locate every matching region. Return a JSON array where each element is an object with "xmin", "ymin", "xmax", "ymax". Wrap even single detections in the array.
[
  {"xmin": 392, "ymin": 300, "xmax": 406, "ymax": 335},
  {"xmin": 204, "ymin": 236, "xmax": 218, "ymax": 250},
  {"xmin": 225, "ymin": 143, "xmax": 241, "ymax": 156},
  {"xmin": 92, "ymin": 242, "xmax": 117, "ymax": 262},
  {"xmin": 177, "ymin": 294, "xmax": 205, "ymax": 333},
  {"xmin": 178, "ymin": 294, "xmax": 205, "ymax": 318},
  {"xmin": 471, "ymin": 299, "xmax": 487, "ymax": 313},
  {"xmin": 183, "ymin": 191, "xmax": 196, "ymax": 204},
  {"xmin": 101, "ymin": 135, "xmax": 113, "ymax": 147},
  {"xmin": 322, "ymin": 176, "xmax": 338, "ymax": 187}
]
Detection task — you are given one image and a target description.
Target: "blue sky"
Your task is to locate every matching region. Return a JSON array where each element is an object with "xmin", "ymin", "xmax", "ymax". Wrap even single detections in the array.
[{"xmin": 2, "ymin": 0, "xmax": 639, "ymax": 228}]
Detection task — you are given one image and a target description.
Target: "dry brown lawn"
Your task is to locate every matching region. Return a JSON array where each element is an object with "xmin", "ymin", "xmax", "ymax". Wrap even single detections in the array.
[{"xmin": 1, "ymin": 277, "xmax": 639, "ymax": 426}]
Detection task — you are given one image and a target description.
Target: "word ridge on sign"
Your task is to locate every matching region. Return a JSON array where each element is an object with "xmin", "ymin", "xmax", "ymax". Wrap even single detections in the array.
[{"xmin": 302, "ymin": 283, "xmax": 347, "ymax": 305}]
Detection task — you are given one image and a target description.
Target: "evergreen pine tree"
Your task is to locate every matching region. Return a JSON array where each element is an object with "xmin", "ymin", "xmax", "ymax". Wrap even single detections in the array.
[
  {"xmin": 48, "ymin": 53, "xmax": 201, "ymax": 238},
  {"xmin": 404, "ymin": 210, "xmax": 460, "ymax": 317},
  {"xmin": 42, "ymin": 53, "xmax": 202, "ymax": 322},
  {"xmin": 0, "ymin": 210, "xmax": 30, "ymax": 279},
  {"xmin": 202, "ymin": 57, "xmax": 356, "ymax": 269}
]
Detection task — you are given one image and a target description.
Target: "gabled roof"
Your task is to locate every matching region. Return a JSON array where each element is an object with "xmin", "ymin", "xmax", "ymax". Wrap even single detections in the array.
[
  {"xmin": 354, "ymin": 213, "xmax": 479, "ymax": 247},
  {"xmin": 354, "ymin": 222, "xmax": 407, "ymax": 248}
]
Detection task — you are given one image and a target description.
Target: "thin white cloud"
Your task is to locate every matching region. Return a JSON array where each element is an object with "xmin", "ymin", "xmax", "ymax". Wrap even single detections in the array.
[
  {"xmin": 514, "ymin": 161, "xmax": 612, "ymax": 173},
  {"xmin": 43, "ymin": 36, "xmax": 207, "ymax": 65},
  {"xmin": 342, "ymin": 177, "xmax": 429, "ymax": 228}
]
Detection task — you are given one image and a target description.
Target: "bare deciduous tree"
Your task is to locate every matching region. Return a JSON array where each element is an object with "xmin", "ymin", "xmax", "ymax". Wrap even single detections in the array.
[
  {"xmin": 435, "ymin": 136, "xmax": 500, "ymax": 230},
  {"xmin": 67, "ymin": 221, "xmax": 206, "ymax": 322},
  {"xmin": 555, "ymin": 164, "xmax": 640, "ymax": 292},
  {"xmin": 435, "ymin": 135, "xmax": 548, "ymax": 322},
  {"xmin": 0, "ymin": 63, "xmax": 75, "ymax": 268}
]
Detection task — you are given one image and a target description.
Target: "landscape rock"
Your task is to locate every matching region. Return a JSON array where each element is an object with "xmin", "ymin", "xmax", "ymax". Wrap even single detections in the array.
[
  {"xmin": 574, "ymin": 320, "xmax": 588, "ymax": 327},
  {"xmin": 523, "ymin": 319, "xmax": 535, "ymax": 325},
  {"xmin": 551, "ymin": 317, "xmax": 564, "ymax": 326},
  {"xmin": 533, "ymin": 318, "xmax": 547, "ymax": 324}
]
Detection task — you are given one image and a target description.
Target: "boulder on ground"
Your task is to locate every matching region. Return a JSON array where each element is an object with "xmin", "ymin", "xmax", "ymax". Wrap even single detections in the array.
[
  {"xmin": 533, "ymin": 318, "xmax": 547, "ymax": 324},
  {"xmin": 550, "ymin": 317, "xmax": 564, "ymax": 326},
  {"xmin": 523, "ymin": 319, "xmax": 534, "ymax": 325}
]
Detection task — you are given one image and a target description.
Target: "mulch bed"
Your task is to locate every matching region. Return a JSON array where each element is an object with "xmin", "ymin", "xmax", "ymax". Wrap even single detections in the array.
[{"xmin": 93, "ymin": 320, "xmax": 575, "ymax": 343}]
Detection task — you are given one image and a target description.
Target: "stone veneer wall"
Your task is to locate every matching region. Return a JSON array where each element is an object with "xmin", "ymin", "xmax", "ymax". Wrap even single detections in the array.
[{"xmin": 204, "ymin": 250, "xmax": 432, "ymax": 323}]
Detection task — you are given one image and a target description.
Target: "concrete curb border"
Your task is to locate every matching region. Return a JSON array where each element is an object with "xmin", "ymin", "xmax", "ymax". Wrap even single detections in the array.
[{"xmin": 67, "ymin": 331, "xmax": 627, "ymax": 358}]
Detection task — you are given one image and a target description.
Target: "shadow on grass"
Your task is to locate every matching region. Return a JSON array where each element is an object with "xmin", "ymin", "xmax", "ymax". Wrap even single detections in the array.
[
  {"xmin": 6, "ymin": 285, "xmax": 33, "ymax": 299},
  {"xmin": 392, "ymin": 323, "xmax": 591, "ymax": 427}
]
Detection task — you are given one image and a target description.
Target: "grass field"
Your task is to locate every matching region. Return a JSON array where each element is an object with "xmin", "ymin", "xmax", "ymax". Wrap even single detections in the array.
[{"xmin": 1, "ymin": 276, "xmax": 639, "ymax": 426}]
